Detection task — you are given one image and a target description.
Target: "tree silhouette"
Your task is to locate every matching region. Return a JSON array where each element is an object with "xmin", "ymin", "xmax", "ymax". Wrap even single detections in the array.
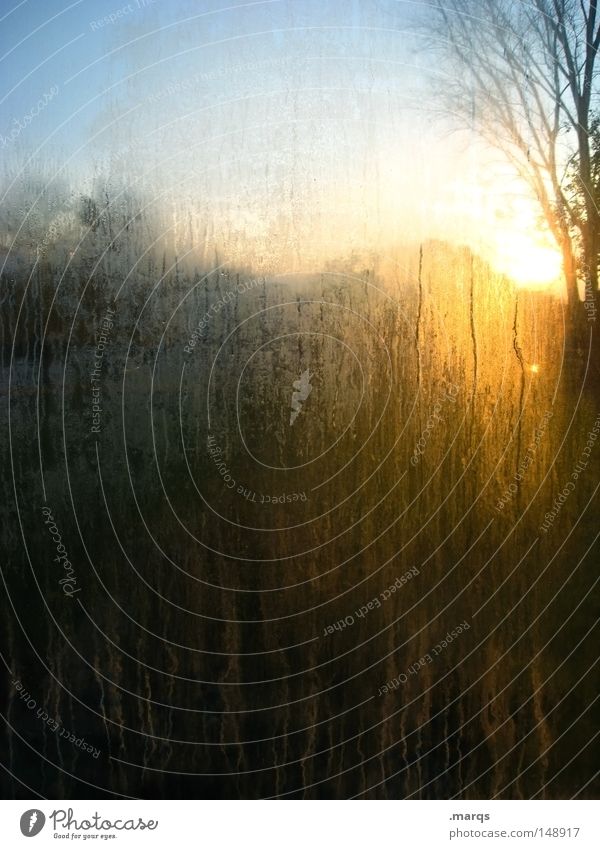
[{"xmin": 426, "ymin": 0, "xmax": 600, "ymax": 316}]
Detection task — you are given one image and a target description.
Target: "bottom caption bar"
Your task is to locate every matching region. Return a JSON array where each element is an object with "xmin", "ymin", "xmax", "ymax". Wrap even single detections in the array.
[{"xmin": 0, "ymin": 800, "xmax": 597, "ymax": 848}]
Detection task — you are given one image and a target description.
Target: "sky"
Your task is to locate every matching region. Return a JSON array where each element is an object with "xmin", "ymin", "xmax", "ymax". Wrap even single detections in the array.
[{"xmin": 0, "ymin": 0, "xmax": 564, "ymax": 288}]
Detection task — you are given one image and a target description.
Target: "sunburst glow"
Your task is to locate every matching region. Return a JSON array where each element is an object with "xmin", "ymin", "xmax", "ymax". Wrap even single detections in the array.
[{"xmin": 495, "ymin": 234, "xmax": 564, "ymax": 288}]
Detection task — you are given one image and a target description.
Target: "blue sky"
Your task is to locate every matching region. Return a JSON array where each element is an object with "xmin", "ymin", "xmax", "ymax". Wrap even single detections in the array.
[
  {"xmin": 0, "ymin": 1, "xmax": 431, "ymax": 245},
  {"xmin": 0, "ymin": 0, "xmax": 420, "ymax": 156},
  {"xmin": 0, "ymin": 1, "xmax": 562, "ymax": 284}
]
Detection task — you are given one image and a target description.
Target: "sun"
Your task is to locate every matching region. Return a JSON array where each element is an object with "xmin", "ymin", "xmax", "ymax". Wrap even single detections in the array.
[
  {"xmin": 487, "ymin": 190, "xmax": 565, "ymax": 289},
  {"xmin": 493, "ymin": 232, "xmax": 564, "ymax": 289},
  {"xmin": 504, "ymin": 240, "xmax": 563, "ymax": 288}
]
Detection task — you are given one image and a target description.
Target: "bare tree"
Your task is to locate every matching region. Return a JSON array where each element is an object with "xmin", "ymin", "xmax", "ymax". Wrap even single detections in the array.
[{"xmin": 424, "ymin": 0, "xmax": 600, "ymax": 314}]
